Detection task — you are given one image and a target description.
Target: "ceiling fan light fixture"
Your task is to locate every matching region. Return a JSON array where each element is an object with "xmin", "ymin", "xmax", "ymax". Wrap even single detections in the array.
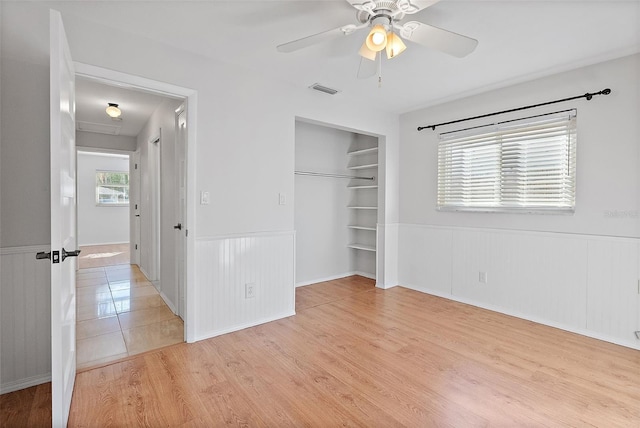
[
  {"xmin": 365, "ymin": 24, "xmax": 387, "ymax": 52},
  {"xmin": 385, "ymin": 32, "xmax": 407, "ymax": 59},
  {"xmin": 358, "ymin": 42, "xmax": 377, "ymax": 61},
  {"xmin": 105, "ymin": 103, "xmax": 121, "ymax": 118}
]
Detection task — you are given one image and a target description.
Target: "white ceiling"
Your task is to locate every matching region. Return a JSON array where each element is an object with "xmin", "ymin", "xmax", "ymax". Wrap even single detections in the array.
[
  {"xmin": 75, "ymin": 78, "xmax": 172, "ymax": 137},
  {"xmin": 61, "ymin": 0, "xmax": 640, "ymax": 115}
]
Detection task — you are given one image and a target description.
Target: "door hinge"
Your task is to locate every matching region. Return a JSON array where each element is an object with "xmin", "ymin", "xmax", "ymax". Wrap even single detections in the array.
[
  {"xmin": 186, "ymin": 229, "xmax": 188, "ymax": 237},
  {"xmin": 135, "ymin": 163, "xmax": 138, "ymax": 170},
  {"xmin": 135, "ymin": 244, "xmax": 138, "ymax": 250}
]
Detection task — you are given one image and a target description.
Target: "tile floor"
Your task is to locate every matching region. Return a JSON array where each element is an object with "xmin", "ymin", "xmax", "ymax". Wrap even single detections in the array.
[
  {"xmin": 78, "ymin": 243, "xmax": 130, "ymax": 269},
  {"xmin": 76, "ymin": 263, "xmax": 184, "ymax": 370}
]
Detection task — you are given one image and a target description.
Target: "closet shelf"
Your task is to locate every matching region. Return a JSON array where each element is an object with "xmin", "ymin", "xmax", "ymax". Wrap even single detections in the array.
[
  {"xmin": 347, "ymin": 185, "xmax": 378, "ymax": 190},
  {"xmin": 347, "ymin": 206, "xmax": 377, "ymax": 210},
  {"xmin": 347, "ymin": 225, "xmax": 376, "ymax": 231},
  {"xmin": 347, "ymin": 147, "xmax": 379, "ymax": 156},
  {"xmin": 348, "ymin": 243, "xmax": 376, "ymax": 252},
  {"xmin": 348, "ymin": 163, "xmax": 378, "ymax": 170}
]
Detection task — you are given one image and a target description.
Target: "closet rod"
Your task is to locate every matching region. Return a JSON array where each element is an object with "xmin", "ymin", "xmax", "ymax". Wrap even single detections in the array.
[
  {"xmin": 417, "ymin": 88, "xmax": 611, "ymax": 131},
  {"xmin": 295, "ymin": 170, "xmax": 375, "ymax": 181}
]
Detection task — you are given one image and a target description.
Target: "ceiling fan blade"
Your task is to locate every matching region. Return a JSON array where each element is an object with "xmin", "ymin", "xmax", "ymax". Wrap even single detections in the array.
[
  {"xmin": 277, "ymin": 24, "xmax": 362, "ymax": 53},
  {"xmin": 400, "ymin": 21, "xmax": 478, "ymax": 58},
  {"xmin": 397, "ymin": 0, "xmax": 442, "ymax": 14},
  {"xmin": 357, "ymin": 55, "xmax": 377, "ymax": 79}
]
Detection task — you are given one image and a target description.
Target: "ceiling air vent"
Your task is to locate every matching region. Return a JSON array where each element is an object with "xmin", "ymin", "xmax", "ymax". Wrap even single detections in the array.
[
  {"xmin": 309, "ymin": 83, "xmax": 340, "ymax": 95},
  {"xmin": 76, "ymin": 121, "xmax": 121, "ymax": 136}
]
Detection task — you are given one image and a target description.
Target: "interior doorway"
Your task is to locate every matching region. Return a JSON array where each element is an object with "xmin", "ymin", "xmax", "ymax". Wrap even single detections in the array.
[
  {"xmin": 73, "ymin": 68, "xmax": 193, "ymax": 369},
  {"xmin": 74, "ymin": 61, "xmax": 197, "ymax": 342}
]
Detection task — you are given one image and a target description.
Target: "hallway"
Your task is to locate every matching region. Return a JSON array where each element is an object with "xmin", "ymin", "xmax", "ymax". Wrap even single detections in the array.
[{"xmin": 76, "ymin": 246, "xmax": 184, "ymax": 370}]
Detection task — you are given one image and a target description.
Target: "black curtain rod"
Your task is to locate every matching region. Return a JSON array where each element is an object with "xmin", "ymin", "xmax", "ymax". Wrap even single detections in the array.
[{"xmin": 417, "ymin": 88, "xmax": 611, "ymax": 132}]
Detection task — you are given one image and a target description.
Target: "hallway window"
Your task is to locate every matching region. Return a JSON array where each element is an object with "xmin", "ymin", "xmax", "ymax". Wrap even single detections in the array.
[{"xmin": 96, "ymin": 171, "xmax": 129, "ymax": 206}]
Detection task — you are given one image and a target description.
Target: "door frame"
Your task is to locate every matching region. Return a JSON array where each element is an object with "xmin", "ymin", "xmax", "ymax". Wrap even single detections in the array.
[
  {"xmin": 175, "ymin": 105, "xmax": 187, "ymax": 318},
  {"xmin": 74, "ymin": 62, "xmax": 198, "ymax": 342}
]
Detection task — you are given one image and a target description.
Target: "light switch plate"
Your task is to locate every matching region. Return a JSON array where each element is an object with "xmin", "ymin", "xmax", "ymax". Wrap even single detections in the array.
[{"xmin": 200, "ymin": 191, "xmax": 210, "ymax": 205}]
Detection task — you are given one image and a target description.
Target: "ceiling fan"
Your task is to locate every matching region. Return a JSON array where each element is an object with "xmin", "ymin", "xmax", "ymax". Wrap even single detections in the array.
[{"xmin": 276, "ymin": 0, "xmax": 478, "ymax": 79}]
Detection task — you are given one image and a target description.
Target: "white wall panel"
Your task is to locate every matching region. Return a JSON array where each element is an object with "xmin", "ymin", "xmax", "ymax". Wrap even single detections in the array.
[
  {"xmin": 398, "ymin": 225, "xmax": 452, "ymax": 295},
  {"xmin": 399, "ymin": 224, "xmax": 639, "ymax": 350},
  {"xmin": 0, "ymin": 246, "xmax": 51, "ymax": 393},
  {"xmin": 377, "ymin": 223, "xmax": 399, "ymax": 289},
  {"xmin": 586, "ymin": 239, "xmax": 639, "ymax": 343},
  {"xmin": 451, "ymin": 229, "xmax": 588, "ymax": 328},
  {"xmin": 194, "ymin": 232, "xmax": 295, "ymax": 341}
]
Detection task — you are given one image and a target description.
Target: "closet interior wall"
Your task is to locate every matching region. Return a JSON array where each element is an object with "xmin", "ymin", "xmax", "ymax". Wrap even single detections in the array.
[{"xmin": 294, "ymin": 121, "xmax": 378, "ymax": 287}]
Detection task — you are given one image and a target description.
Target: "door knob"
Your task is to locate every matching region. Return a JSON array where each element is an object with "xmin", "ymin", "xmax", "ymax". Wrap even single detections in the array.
[
  {"xmin": 36, "ymin": 252, "xmax": 51, "ymax": 260},
  {"xmin": 61, "ymin": 248, "xmax": 81, "ymax": 262},
  {"xmin": 174, "ymin": 223, "xmax": 182, "ymax": 230}
]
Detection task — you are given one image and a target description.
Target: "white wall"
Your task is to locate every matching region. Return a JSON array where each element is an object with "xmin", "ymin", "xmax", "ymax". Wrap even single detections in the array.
[
  {"xmin": 295, "ymin": 122, "xmax": 353, "ymax": 285},
  {"xmin": 400, "ymin": 54, "xmax": 640, "ymax": 238},
  {"xmin": 136, "ymin": 98, "xmax": 183, "ymax": 309},
  {"xmin": 398, "ymin": 54, "xmax": 640, "ymax": 349},
  {"xmin": 77, "ymin": 151, "xmax": 130, "ymax": 246},
  {"xmin": 0, "ymin": 2, "xmax": 400, "ymax": 390},
  {"xmin": 76, "ymin": 131, "xmax": 136, "ymax": 152}
]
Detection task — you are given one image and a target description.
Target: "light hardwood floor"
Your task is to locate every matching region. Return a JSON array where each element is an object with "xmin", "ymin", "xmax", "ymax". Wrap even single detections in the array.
[{"xmin": 2, "ymin": 276, "xmax": 639, "ymax": 427}]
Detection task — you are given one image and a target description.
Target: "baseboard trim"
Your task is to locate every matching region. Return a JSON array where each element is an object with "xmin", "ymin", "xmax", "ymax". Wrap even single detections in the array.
[
  {"xmin": 79, "ymin": 241, "xmax": 129, "ymax": 247},
  {"xmin": 296, "ymin": 271, "xmax": 376, "ymax": 288},
  {"xmin": 401, "ymin": 282, "xmax": 640, "ymax": 351},
  {"xmin": 194, "ymin": 310, "xmax": 296, "ymax": 342},
  {"xmin": 0, "ymin": 373, "xmax": 51, "ymax": 395},
  {"xmin": 354, "ymin": 270, "xmax": 376, "ymax": 280},
  {"xmin": 159, "ymin": 290, "xmax": 177, "ymax": 314}
]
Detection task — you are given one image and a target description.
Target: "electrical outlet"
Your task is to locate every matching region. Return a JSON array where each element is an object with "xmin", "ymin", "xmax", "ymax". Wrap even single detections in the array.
[
  {"xmin": 279, "ymin": 192, "xmax": 286, "ymax": 205},
  {"xmin": 245, "ymin": 283, "xmax": 256, "ymax": 299},
  {"xmin": 479, "ymin": 272, "xmax": 488, "ymax": 284}
]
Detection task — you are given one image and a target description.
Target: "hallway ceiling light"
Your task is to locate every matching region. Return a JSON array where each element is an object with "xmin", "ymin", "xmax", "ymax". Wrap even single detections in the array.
[{"xmin": 105, "ymin": 103, "xmax": 122, "ymax": 118}]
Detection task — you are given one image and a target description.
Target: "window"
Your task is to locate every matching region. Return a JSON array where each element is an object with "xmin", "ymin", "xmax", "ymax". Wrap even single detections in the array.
[
  {"xmin": 96, "ymin": 171, "xmax": 129, "ymax": 206},
  {"xmin": 437, "ymin": 110, "xmax": 577, "ymax": 213}
]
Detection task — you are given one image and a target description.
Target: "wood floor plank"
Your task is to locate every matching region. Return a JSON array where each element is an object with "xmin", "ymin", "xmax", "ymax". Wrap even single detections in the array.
[{"xmin": 4, "ymin": 276, "xmax": 639, "ymax": 427}]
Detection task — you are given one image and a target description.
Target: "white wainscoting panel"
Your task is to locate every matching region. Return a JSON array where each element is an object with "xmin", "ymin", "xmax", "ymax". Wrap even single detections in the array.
[
  {"xmin": 586, "ymin": 238, "xmax": 639, "ymax": 343},
  {"xmin": 398, "ymin": 224, "xmax": 640, "ymax": 350},
  {"xmin": 398, "ymin": 225, "xmax": 453, "ymax": 295},
  {"xmin": 1, "ymin": 246, "xmax": 52, "ymax": 393},
  {"xmin": 451, "ymin": 229, "xmax": 588, "ymax": 328},
  {"xmin": 194, "ymin": 231, "xmax": 295, "ymax": 341},
  {"xmin": 376, "ymin": 223, "xmax": 399, "ymax": 289}
]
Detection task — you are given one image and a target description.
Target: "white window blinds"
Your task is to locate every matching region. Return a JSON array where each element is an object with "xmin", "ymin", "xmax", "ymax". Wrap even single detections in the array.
[{"xmin": 437, "ymin": 110, "xmax": 577, "ymax": 213}]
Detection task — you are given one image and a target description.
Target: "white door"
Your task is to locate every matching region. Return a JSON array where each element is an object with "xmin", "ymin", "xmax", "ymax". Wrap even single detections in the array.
[
  {"xmin": 175, "ymin": 106, "xmax": 187, "ymax": 317},
  {"xmin": 131, "ymin": 151, "xmax": 141, "ymax": 266},
  {"xmin": 50, "ymin": 9, "xmax": 78, "ymax": 427}
]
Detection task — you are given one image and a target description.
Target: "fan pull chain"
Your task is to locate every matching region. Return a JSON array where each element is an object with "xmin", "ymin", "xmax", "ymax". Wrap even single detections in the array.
[{"xmin": 377, "ymin": 53, "xmax": 382, "ymax": 88}]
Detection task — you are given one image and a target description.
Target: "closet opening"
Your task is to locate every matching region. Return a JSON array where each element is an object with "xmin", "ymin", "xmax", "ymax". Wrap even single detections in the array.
[{"xmin": 294, "ymin": 120, "xmax": 381, "ymax": 305}]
